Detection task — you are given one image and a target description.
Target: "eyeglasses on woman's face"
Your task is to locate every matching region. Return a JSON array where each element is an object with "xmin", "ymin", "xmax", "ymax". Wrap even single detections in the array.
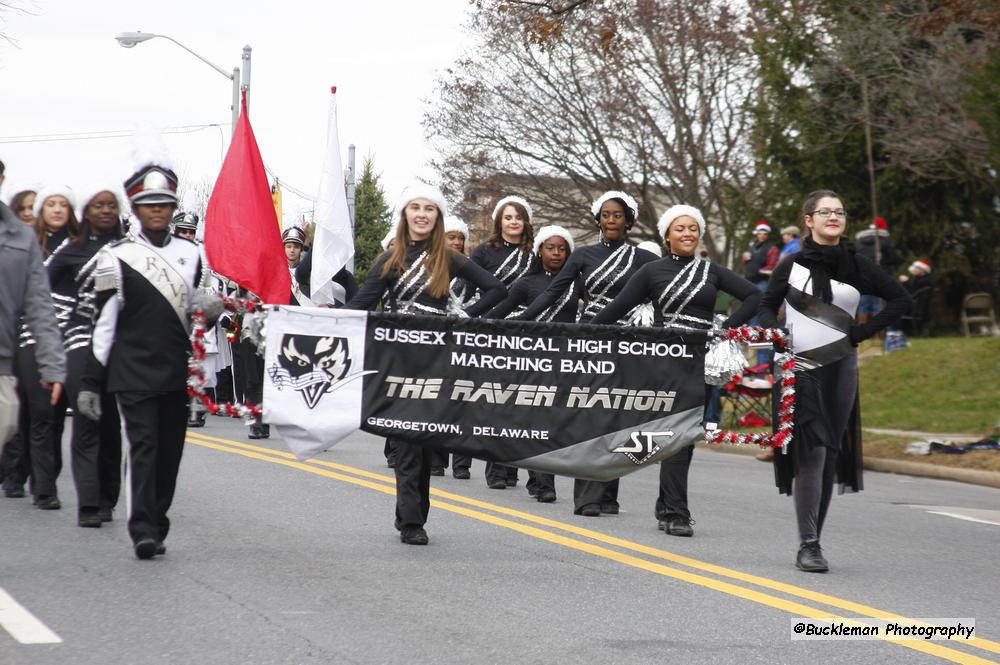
[{"xmin": 808, "ymin": 209, "xmax": 847, "ymax": 219}]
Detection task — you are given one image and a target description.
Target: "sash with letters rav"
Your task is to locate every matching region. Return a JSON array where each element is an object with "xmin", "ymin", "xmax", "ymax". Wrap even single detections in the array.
[{"xmin": 263, "ymin": 306, "xmax": 707, "ymax": 481}]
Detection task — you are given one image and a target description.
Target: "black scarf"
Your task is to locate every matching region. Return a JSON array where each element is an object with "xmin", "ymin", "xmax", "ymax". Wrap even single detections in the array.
[{"xmin": 798, "ymin": 237, "xmax": 855, "ymax": 304}]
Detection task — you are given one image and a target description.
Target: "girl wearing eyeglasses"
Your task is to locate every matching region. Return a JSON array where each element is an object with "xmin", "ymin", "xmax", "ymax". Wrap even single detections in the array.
[
  {"xmin": 516, "ymin": 191, "xmax": 659, "ymax": 518},
  {"xmin": 758, "ymin": 190, "xmax": 910, "ymax": 573}
]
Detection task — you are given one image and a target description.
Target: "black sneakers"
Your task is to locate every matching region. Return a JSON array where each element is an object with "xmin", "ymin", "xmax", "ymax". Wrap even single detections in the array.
[
  {"xmin": 536, "ymin": 490, "xmax": 557, "ymax": 503},
  {"xmin": 600, "ymin": 502, "xmax": 620, "ymax": 515},
  {"xmin": 36, "ymin": 495, "xmax": 61, "ymax": 510},
  {"xmin": 400, "ymin": 527, "xmax": 429, "ymax": 545},
  {"xmin": 430, "ymin": 467, "xmax": 445, "ymax": 477},
  {"xmin": 579, "ymin": 504, "xmax": 601, "ymax": 517},
  {"xmin": 664, "ymin": 516, "xmax": 694, "ymax": 537},
  {"xmin": 78, "ymin": 511, "xmax": 102, "ymax": 528},
  {"xmin": 796, "ymin": 541, "xmax": 829, "ymax": 573},
  {"xmin": 98, "ymin": 507, "xmax": 113, "ymax": 522},
  {"xmin": 452, "ymin": 468, "xmax": 470, "ymax": 480},
  {"xmin": 134, "ymin": 539, "xmax": 158, "ymax": 560},
  {"xmin": 487, "ymin": 479, "xmax": 507, "ymax": 490}
]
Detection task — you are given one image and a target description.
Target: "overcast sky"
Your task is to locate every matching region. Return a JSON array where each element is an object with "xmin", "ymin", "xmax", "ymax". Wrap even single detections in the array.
[{"xmin": 1, "ymin": 0, "xmax": 472, "ymax": 225}]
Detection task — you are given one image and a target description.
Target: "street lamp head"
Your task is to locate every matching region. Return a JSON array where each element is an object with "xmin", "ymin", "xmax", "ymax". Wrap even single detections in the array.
[{"xmin": 115, "ymin": 31, "xmax": 157, "ymax": 48}]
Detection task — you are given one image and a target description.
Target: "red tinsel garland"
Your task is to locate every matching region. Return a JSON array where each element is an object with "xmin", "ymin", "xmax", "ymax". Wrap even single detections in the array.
[
  {"xmin": 187, "ymin": 295, "xmax": 263, "ymax": 420},
  {"xmin": 703, "ymin": 326, "xmax": 797, "ymax": 451}
]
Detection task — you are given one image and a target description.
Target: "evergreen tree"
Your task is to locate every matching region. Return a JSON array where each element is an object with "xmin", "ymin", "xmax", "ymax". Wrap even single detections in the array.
[{"xmin": 352, "ymin": 156, "xmax": 392, "ymax": 283}]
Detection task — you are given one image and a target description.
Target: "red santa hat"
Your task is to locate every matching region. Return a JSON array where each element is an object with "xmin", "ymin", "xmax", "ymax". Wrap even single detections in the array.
[
  {"xmin": 909, "ymin": 260, "xmax": 931, "ymax": 274},
  {"xmin": 753, "ymin": 220, "xmax": 771, "ymax": 233},
  {"xmin": 871, "ymin": 216, "xmax": 888, "ymax": 230}
]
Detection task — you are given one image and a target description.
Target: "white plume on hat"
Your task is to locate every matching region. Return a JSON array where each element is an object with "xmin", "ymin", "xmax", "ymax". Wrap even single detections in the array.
[
  {"xmin": 657, "ymin": 204, "xmax": 706, "ymax": 240},
  {"xmin": 73, "ymin": 183, "xmax": 126, "ymax": 222},
  {"xmin": 395, "ymin": 182, "xmax": 448, "ymax": 219},
  {"xmin": 444, "ymin": 215, "xmax": 469, "ymax": 239},
  {"xmin": 590, "ymin": 190, "xmax": 639, "ymax": 220},
  {"xmin": 33, "ymin": 184, "xmax": 77, "ymax": 220},
  {"xmin": 637, "ymin": 240, "xmax": 663, "ymax": 257},
  {"xmin": 532, "ymin": 225, "xmax": 575, "ymax": 254},
  {"xmin": 491, "ymin": 195, "xmax": 533, "ymax": 223},
  {"xmin": 128, "ymin": 125, "xmax": 175, "ymax": 173}
]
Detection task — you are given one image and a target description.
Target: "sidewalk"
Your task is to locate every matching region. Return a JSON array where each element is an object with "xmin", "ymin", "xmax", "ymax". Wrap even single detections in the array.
[{"xmin": 698, "ymin": 433, "xmax": 1000, "ymax": 490}]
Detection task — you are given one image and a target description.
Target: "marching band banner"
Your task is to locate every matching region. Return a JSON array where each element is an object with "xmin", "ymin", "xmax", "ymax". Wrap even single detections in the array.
[{"xmin": 263, "ymin": 306, "xmax": 708, "ymax": 481}]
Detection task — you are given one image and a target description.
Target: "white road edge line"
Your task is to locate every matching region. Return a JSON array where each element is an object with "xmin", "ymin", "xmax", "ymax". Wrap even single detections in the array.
[
  {"xmin": 926, "ymin": 510, "xmax": 1000, "ymax": 527},
  {"xmin": 0, "ymin": 587, "xmax": 62, "ymax": 644}
]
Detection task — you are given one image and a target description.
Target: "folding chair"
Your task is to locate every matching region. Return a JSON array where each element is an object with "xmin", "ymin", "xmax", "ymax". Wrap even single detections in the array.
[
  {"xmin": 960, "ymin": 292, "xmax": 997, "ymax": 337},
  {"xmin": 719, "ymin": 362, "xmax": 773, "ymax": 429}
]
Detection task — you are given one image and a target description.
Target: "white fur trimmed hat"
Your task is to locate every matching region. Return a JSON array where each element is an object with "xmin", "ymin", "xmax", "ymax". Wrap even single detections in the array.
[
  {"xmin": 444, "ymin": 215, "xmax": 469, "ymax": 239},
  {"xmin": 491, "ymin": 195, "xmax": 533, "ymax": 223},
  {"xmin": 74, "ymin": 183, "xmax": 125, "ymax": 223},
  {"xmin": 637, "ymin": 240, "xmax": 663, "ymax": 257},
  {"xmin": 380, "ymin": 226, "xmax": 397, "ymax": 251},
  {"xmin": 396, "ymin": 183, "xmax": 448, "ymax": 218},
  {"xmin": 753, "ymin": 220, "xmax": 772, "ymax": 233},
  {"xmin": 590, "ymin": 190, "xmax": 638, "ymax": 220},
  {"xmin": 532, "ymin": 225, "xmax": 575, "ymax": 255},
  {"xmin": 33, "ymin": 184, "xmax": 77, "ymax": 220},
  {"xmin": 657, "ymin": 204, "xmax": 706, "ymax": 240},
  {"xmin": 909, "ymin": 260, "xmax": 932, "ymax": 274}
]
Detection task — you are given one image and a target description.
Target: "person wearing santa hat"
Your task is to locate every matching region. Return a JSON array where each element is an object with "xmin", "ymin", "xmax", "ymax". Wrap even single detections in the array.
[
  {"xmin": 515, "ymin": 191, "xmax": 659, "ymax": 517},
  {"xmin": 345, "ymin": 183, "xmax": 506, "ymax": 545},
  {"xmin": 76, "ymin": 154, "xmax": 221, "ymax": 559},
  {"xmin": 592, "ymin": 204, "xmax": 760, "ymax": 537},
  {"xmin": 470, "ymin": 195, "xmax": 537, "ymax": 490},
  {"xmin": 47, "ymin": 184, "xmax": 126, "ymax": 526},
  {"xmin": 854, "ymin": 216, "xmax": 897, "ymax": 325},
  {"xmin": 900, "ymin": 260, "xmax": 933, "ymax": 292},
  {"xmin": 488, "ymin": 225, "xmax": 581, "ymax": 503}
]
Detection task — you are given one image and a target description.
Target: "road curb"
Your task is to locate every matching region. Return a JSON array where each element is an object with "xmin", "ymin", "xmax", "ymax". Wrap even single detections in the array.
[{"xmin": 697, "ymin": 443, "xmax": 1000, "ymax": 490}]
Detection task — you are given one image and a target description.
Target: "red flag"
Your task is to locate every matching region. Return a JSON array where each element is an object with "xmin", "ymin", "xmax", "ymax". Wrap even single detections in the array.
[{"xmin": 206, "ymin": 92, "xmax": 290, "ymax": 304}]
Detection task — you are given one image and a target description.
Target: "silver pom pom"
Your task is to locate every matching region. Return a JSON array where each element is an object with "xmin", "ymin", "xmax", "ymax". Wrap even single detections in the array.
[{"xmin": 704, "ymin": 337, "xmax": 748, "ymax": 386}]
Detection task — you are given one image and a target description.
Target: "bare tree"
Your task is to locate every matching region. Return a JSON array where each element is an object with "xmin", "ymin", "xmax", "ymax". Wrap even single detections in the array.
[{"xmin": 428, "ymin": 0, "xmax": 759, "ymax": 264}]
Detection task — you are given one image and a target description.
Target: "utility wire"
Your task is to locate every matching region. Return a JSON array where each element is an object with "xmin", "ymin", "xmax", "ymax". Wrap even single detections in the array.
[{"xmin": 0, "ymin": 123, "xmax": 226, "ymax": 145}]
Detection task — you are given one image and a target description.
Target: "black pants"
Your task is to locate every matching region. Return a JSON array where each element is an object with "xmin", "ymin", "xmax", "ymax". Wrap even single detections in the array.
[
  {"xmin": 655, "ymin": 444, "xmax": 694, "ymax": 520},
  {"xmin": 574, "ymin": 479, "xmax": 619, "ymax": 512},
  {"xmin": 240, "ymin": 339, "xmax": 264, "ymax": 406},
  {"xmin": 526, "ymin": 471, "xmax": 555, "ymax": 496},
  {"xmin": 66, "ymin": 347, "xmax": 122, "ymax": 512},
  {"xmin": 392, "ymin": 438, "xmax": 431, "ymax": 530},
  {"xmin": 117, "ymin": 391, "xmax": 187, "ymax": 545},
  {"xmin": 485, "ymin": 461, "xmax": 518, "ymax": 485},
  {"xmin": 4, "ymin": 346, "xmax": 61, "ymax": 496}
]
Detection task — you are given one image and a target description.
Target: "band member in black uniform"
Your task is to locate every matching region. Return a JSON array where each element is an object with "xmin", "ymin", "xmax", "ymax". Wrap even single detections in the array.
[
  {"xmin": 48, "ymin": 185, "xmax": 125, "ymax": 526},
  {"xmin": 434, "ymin": 215, "xmax": 473, "ymax": 479},
  {"xmin": 77, "ymin": 160, "xmax": 219, "ymax": 559},
  {"xmin": 758, "ymin": 190, "xmax": 909, "ymax": 572},
  {"xmin": 516, "ymin": 191, "xmax": 658, "ymax": 517},
  {"xmin": 592, "ymin": 205, "xmax": 761, "ymax": 536},
  {"xmin": 282, "ymin": 226, "xmax": 312, "ymax": 306},
  {"xmin": 470, "ymin": 195, "xmax": 535, "ymax": 490},
  {"xmin": 345, "ymin": 184, "xmax": 505, "ymax": 545},
  {"xmin": 488, "ymin": 225, "xmax": 579, "ymax": 503}
]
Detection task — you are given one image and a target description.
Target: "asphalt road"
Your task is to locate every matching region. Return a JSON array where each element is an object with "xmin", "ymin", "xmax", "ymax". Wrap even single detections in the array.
[{"xmin": 1, "ymin": 415, "xmax": 998, "ymax": 665}]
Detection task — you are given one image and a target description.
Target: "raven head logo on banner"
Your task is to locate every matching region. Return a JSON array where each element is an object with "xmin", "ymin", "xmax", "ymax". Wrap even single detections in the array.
[{"xmin": 269, "ymin": 335, "xmax": 352, "ymax": 409}]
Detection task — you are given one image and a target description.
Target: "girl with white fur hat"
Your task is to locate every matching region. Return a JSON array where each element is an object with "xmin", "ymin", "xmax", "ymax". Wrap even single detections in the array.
[
  {"xmin": 47, "ymin": 184, "xmax": 126, "ymax": 527},
  {"xmin": 33, "ymin": 184, "xmax": 79, "ymax": 257},
  {"xmin": 469, "ymin": 194, "xmax": 536, "ymax": 490},
  {"xmin": 516, "ymin": 191, "xmax": 659, "ymax": 517},
  {"xmin": 487, "ymin": 224, "xmax": 580, "ymax": 503},
  {"xmin": 345, "ymin": 183, "xmax": 506, "ymax": 546},
  {"xmin": 592, "ymin": 203, "xmax": 761, "ymax": 537}
]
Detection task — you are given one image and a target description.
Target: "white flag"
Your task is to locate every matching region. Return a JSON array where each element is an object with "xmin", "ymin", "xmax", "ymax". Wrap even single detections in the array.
[
  {"xmin": 310, "ymin": 89, "xmax": 354, "ymax": 305},
  {"xmin": 263, "ymin": 306, "xmax": 372, "ymax": 460}
]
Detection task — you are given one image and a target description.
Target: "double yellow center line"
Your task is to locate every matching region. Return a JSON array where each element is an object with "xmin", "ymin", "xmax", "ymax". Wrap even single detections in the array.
[{"xmin": 185, "ymin": 431, "xmax": 998, "ymax": 665}]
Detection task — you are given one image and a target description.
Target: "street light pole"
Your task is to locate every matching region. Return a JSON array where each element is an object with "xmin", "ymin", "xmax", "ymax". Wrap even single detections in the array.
[{"xmin": 114, "ymin": 31, "xmax": 249, "ymax": 137}]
